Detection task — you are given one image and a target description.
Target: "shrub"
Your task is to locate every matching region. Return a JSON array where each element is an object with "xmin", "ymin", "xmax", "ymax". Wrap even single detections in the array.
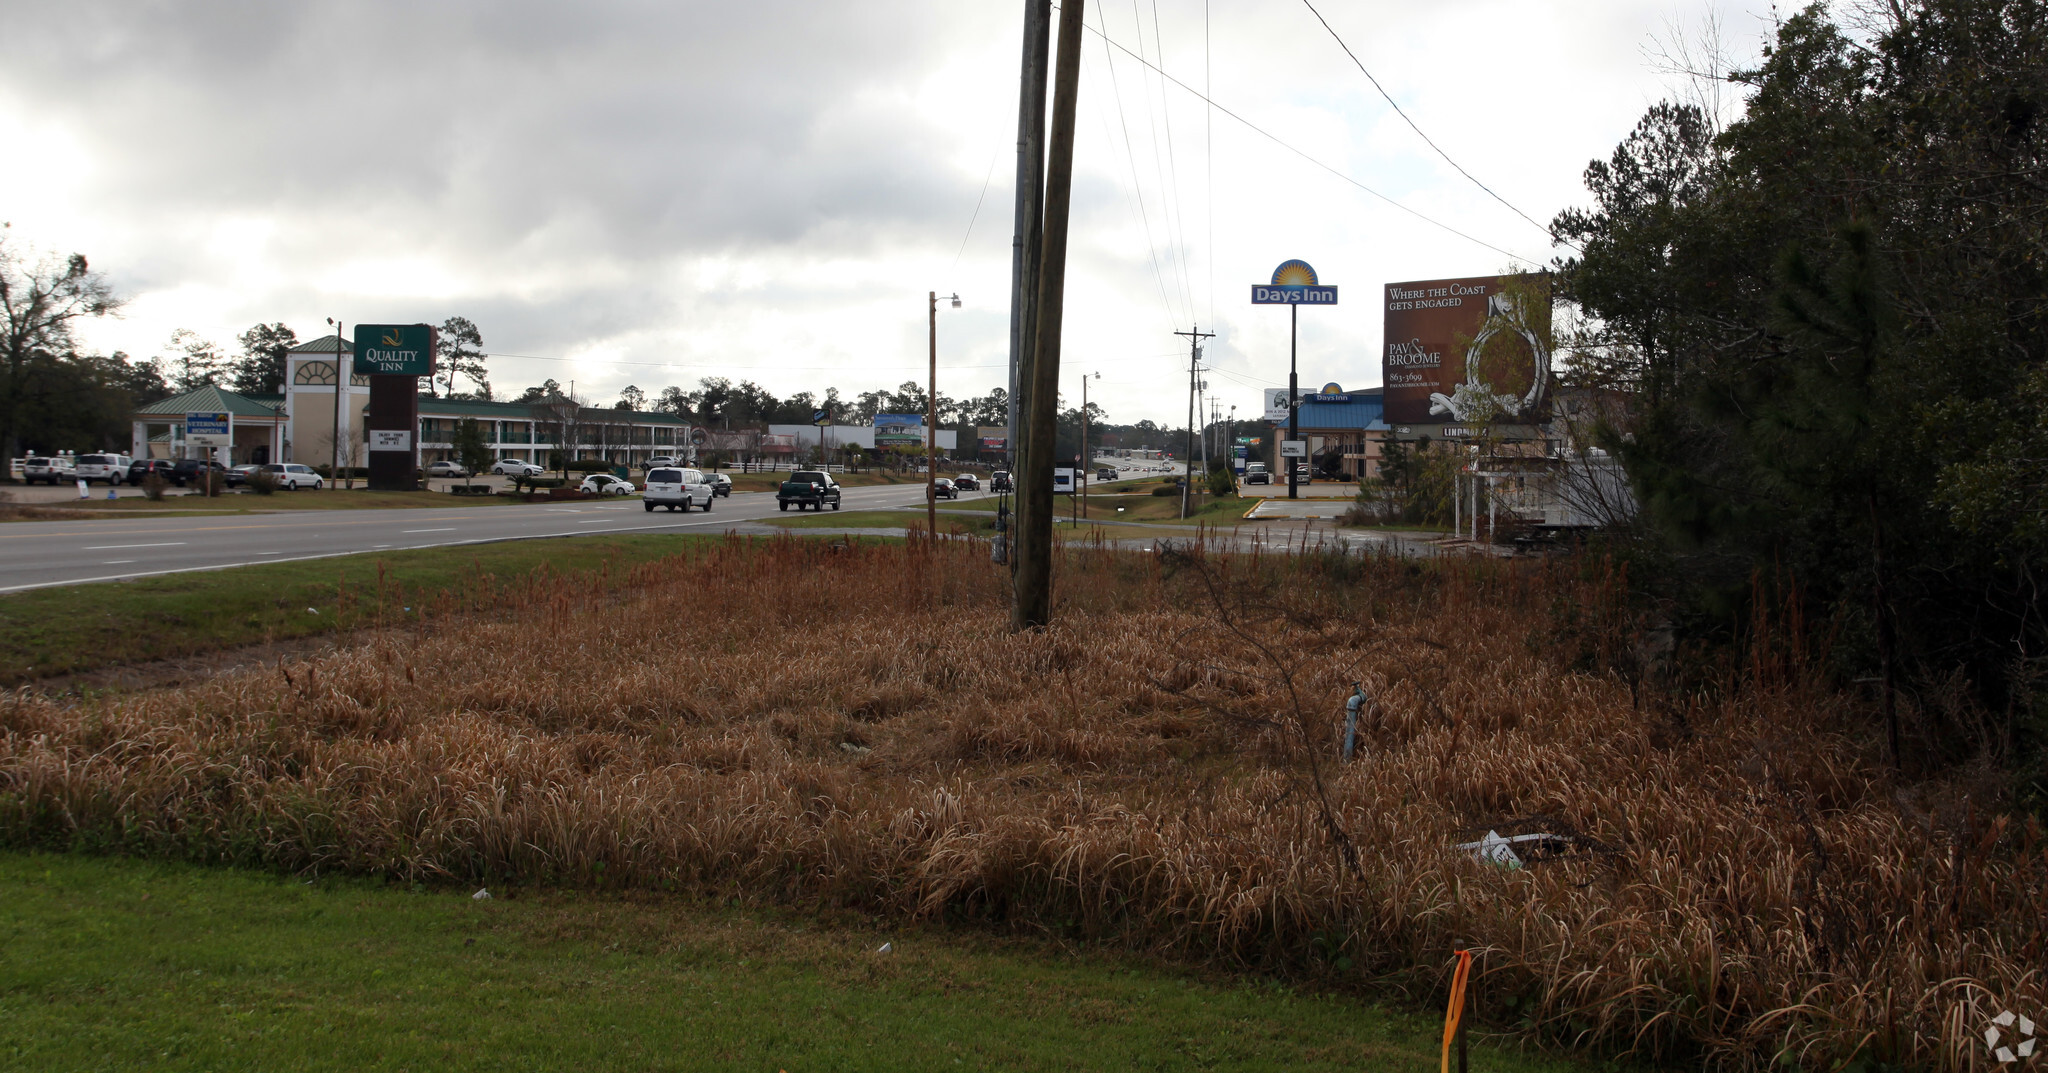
[
  {"xmin": 141, "ymin": 472, "xmax": 167, "ymax": 501},
  {"xmin": 247, "ymin": 469, "xmax": 277, "ymax": 495}
]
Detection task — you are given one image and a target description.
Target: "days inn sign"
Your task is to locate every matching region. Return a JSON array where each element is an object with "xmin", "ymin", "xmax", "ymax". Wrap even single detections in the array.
[{"xmin": 351, "ymin": 323, "xmax": 436, "ymax": 377}]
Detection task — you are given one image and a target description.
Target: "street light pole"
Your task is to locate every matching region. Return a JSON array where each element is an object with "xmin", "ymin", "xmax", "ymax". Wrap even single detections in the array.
[
  {"xmin": 1080, "ymin": 370, "xmax": 1097, "ymax": 519},
  {"xmin": 325, "ymin": 317, "xmax": 344, "ymax": 489},
  {"xmin": 928, "ymin": 291, "xmax": 959, "ymax": 539}
]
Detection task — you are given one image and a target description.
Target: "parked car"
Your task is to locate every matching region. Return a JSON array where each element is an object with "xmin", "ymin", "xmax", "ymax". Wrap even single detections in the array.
[
  {"xmin": 126, "ymin": 458, "xmax": 177, "ymax": 484},
  {"xmin": 74, "ymin": 453, "xmax": 132, "ymax": 485},
  {"xmin": 642, "ymin": 467, "xmax": 715, "ymax": 512},
  {"xmin": 645, "ymin": 456, "xmax": 679, "ymax": 469},
  {"xmin": 260, "ymin": 463, "xmax": 325, "ymax": 490},
  {"xmin": 22, "ymin": 456, "xmax": 74, "ymax": 484},
  {"xmin": 577, "ymin": 473, "xmax": 636, "ymax": 496},
  {"xmin": 491, "ymin": 458, "xmax": 544, "ymax": 477},
  {"xmin": 777, "ymin": 470, "xmax": 841, "ymax": 512},
  {"xmin": 706, "ymin": 472, "xmax": 732, "ymax": 497},
  {"xmin": 225, "ymin": 463, "xmax": 264, "ymax": 486},
  {"xmin": 929, "ymin": 477, "xmax": 959, "ymax": 500},
  {"xmin": 169, "ymin": 458, "xmax": 227, "ymax": 486},
  {"xmin": 990, "ymin": 470, "xmax": 1013, "ymax": 493},
  {"xmin": 952, "ymin": 473, "xmax": 979, "ymax": 491},
  {"xmin": 427, "ymin": 460, "xmax": 470, "ymax": 478}
]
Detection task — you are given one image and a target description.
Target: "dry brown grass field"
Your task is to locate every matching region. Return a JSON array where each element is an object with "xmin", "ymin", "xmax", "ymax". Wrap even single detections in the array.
[{"xmin": 2, "ymin": 536, "xmax": 2041, "ymax": 1070}]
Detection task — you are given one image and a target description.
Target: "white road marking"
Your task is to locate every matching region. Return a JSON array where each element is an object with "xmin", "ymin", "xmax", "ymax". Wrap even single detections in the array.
[
  {"xmin": 402, "ymin": 528, "xmax": 456, "ymax": 533},
  {"xmin": 85, "ymin": 542, "xmax": 186, "ymax": 550},
  {"xmin": 102, "ymin": 559, "xmax": 136, "ymax": 564}
]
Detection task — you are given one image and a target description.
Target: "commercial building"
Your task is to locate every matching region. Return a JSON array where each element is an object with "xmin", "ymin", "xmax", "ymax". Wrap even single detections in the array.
[
  {"xmin": 130, "ymin": 385, "xmax": 290, "ymax": 463},
  {"xmin": 1259, "ymin": 384, "xmax": 1391, "ymax": 481}
]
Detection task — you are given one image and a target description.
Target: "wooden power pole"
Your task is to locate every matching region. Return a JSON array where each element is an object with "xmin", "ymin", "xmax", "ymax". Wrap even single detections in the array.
[
  {"xmin": 1007, "ymin": 0, "xmax": 1051, "ymax": 478},
  {"xmin": 1011, "ymin": 0, "xmax": 1084, "ymax": 631},
  {"xmin": 1175, "ymin": 325, "xmax": 1214, "ymax": 519}
]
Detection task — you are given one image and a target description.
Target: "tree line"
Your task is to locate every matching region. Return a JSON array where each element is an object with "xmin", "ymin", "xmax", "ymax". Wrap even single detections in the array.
[{"xmin": 1552, "ymin": 0, "xmax": 2046, "ymax": 782}]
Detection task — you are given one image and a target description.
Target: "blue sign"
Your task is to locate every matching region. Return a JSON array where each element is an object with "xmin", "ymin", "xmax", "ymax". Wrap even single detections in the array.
[
  {"xmin": 185, "ymin": 412, "xmax": 229, "ymax": 437},
  {"xmin": 1251, "ymin": 259, "xmax": 1337, "ymax": 305}
]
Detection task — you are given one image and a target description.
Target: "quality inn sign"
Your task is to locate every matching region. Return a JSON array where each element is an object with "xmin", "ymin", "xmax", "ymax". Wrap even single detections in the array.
[{"xmin": 352, "ymin": 323, "xmax": 436, "ymax": 377}]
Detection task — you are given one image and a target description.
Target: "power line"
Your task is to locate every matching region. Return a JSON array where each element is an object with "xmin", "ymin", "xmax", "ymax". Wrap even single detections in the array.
[
  {"xmin": 1296, "ymin": 0, "xmax": 1572, "ymax": 251},
  {"xmin": 951, "ymin": 148, "xmax": 1002, "ymax": 273},
  {"xmin": 490, "ymin": 351, "xmax": 1008, "ymax": 375},
  {"xmin": 1060, "ymin": 3, "xmax": 1543, "ymax": 265},
  {"xmin": 1092, "ymin": 6, "xmax": 1187, "ymax": 330}
]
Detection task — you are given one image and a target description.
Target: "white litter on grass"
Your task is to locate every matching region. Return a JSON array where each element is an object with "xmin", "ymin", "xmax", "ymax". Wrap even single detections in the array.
[
  {"xmin": 875, "ymin": 942, "xmax": 892, "ymax": 954},
  {"xmin": 472, "ymin": 888, "xmax": 492, "ymax": 900},
  {"xmin": 1453, "ymin": 829, "xmax": 1575, "ymax": 868},
  {"xmin": 307, "ymin": 607, "xmax": 319, "ymax": 614}
]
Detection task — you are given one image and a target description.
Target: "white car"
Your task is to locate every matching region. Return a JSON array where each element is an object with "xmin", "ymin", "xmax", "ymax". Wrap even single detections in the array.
[
  {"xmin": 491, "ymin": 458, "xmax": 544, "ymax": 476},
  {"xmin": 73, "ymin": 453, "xmax": 132, "ymax": 485},
  {"xmin": 642, "ymin": 466, "xmax": 715, "ymax": 512},
  {"xmin": 260, "ymin": 463, "xmax": 325, "ymax": 490},
  {"xmin": 578, "ymin": 473, "xmax": 637, "ymax": 496},
  {"xmin": 646, "ymin": 456, "xmax": 679, "ymax": 468},
  {"xmin": 427, "ymin": 460, "xmax": 470, "ymax": 478},
  {"xmin": 22, "ymin": 456, "xmax": 75, "ymax": 484}
]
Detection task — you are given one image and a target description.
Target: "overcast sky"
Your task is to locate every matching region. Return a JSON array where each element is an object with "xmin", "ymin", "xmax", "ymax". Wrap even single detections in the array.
[{"xmin": 0, "ymin": 0, "xmax": 1766, "ymax": 425}]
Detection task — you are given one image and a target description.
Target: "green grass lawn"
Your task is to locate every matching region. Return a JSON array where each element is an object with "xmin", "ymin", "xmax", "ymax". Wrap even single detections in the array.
[
  {"xmin": 0, "ymin": 852, "xmax": 1607, "ymax": 1073},
  {"xmin": 0, "ymin": 534, "xmax": 716, "ymax": 686}
]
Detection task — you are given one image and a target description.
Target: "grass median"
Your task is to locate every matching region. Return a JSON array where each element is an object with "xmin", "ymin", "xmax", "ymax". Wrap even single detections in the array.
[
  {"xmin": 0, "ymin": 852, "xmax": 1593, "ymax": 1073},
  {"xmin": 0, "ymin": 533, "xmax": 713, "ymax": 687}
]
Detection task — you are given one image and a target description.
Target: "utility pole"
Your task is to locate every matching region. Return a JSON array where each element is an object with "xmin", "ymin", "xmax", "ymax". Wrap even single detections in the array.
[
  {"xmin": 1012, "ymin": 0, "xmax": 1084, "ymax": 632},
  {"xmin": 928, "ymin": 291, "xmax": 958, "ymax": 540},
  {"xmin": 1007, "ymin": 0, "xmax": 1051, "ymax": 478},
  {"xmin": 1174, "ymin": 325, "xmax": 1215, "ymax": 519}
]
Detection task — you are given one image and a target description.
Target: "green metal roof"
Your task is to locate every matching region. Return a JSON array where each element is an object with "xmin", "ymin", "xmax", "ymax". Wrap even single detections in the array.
[
  {"xmin": 416, "ymin": 395, "xmax": 687, "ymax": 424},
  {"xmin": 288, "ymin": 334, "xmax": 352, "ymax": 354},
  {"xmin": 136, "ymin": 385, "xmax": 286, "ymax": 419}
]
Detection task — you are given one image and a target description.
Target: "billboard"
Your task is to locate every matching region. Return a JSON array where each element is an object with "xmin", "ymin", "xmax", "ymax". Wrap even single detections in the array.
[
  {"xmin": 874, "ymin": 413, "xmax": 925, "ymax": 447},
  {"xmin": 977, "ymin": 425, "xmax": 1008, "ymax": 450},
  {"xmin": 1382, "ymin": 274, "xmax": 1551, "ymax": 426},
  {"xmin": 352, "ymin": 324, "xmax": 436, "ymax": 377}
]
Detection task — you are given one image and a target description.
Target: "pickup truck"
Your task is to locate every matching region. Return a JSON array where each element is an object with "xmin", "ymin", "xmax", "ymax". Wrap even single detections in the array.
[{"xmin": 777, "ymin": 469, "xmax": 842, "ymax": 511}]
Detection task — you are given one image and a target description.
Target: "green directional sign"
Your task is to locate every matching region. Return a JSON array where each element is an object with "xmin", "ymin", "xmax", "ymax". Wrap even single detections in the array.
[{"xmin": 352, "ymin": 323, "xmax": 436, "ymax": 376}]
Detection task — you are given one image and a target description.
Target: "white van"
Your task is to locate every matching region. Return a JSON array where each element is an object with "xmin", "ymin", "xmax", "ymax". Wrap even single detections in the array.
[
  {"xmin": 642, "ymin": 466, "xmax": 715, "ymax": 512},
  {"xmin": 73, "ymin": 454, "xmax": 133, "ymax": 485}
]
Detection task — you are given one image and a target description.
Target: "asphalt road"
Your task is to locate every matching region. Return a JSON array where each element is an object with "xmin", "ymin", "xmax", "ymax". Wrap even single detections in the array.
[
  {"xmin": 1, "ymin": 460, "xmax": 1184, "ymax": 592},
  {"xmin": 0, "ymin": 482, "xmax": 951, "ymax": 593}
]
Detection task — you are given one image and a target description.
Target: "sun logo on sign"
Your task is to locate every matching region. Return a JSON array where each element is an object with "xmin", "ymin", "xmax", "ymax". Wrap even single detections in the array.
[
  {"xmin": 1271, "ymin": 260, "xmax": 1317, "ymax": 287},
  {"xmin": 380, "ymin": 328, "xmax": 405, "ymax": 348},
  {"xmin": 1988, "ymin": 1010, "xmax": 2038, "ymax": 1064}
]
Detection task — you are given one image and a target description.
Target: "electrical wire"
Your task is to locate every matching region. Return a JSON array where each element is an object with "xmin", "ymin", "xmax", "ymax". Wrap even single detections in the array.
[
  {"xmin": 1139, "ymin": 0, "xmax": 1197, "ymax": 322},
  {"xmin": 1092, "ymin": 6, "xmax": 1187, "ymax": 331},
  {"xmin": 951, "ymin": 148, "xmax": 1001, "ymax": 274},
  {"xmin": 1297, "ymin": 0, "xmax": 1573, "ymax": 251},
  {"xmin": 490, "ymin": 351, "xmax": 1008, "ymax": 375},
  {"xmin": 1058, "ymin": 3, "xmax": 1542, "ymax": 264}
]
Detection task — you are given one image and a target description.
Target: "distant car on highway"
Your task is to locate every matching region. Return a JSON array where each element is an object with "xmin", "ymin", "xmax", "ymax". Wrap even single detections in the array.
[
  {"xmin": 427, "ymin": 460, "xmax": 470, "ymax": 478},
  {"xmin": 929, "ymin": 477, "xmax": 958, "ymax": 500},
  {"xmin": 642, "ymin": 467, "xmax": 714, "ymax": 512},
  {"xmin": 578, "ymin": 473, "xmax": 636, "ymax": 496},
  {"xmin": 1096, "ymin": 467, "xmax": 1116, "ymax": 482},
  {"xmin": 22, "ymin": 456, "xmax": 74, "ymax": 484},
  {"xmin": 260, "ymin": 463, "xmax": 324, "ymax": 490},
  {"xmin": 706, "ymin": 472, "xmax": 732, "ymax": 497},
  {"xmin": 953, "ymin": 473, "xmax": 979, "ymax": 491},
  {"xmin": 778, "ymin": 470, "xmax": 841, "ymax": 512},
  {"xmin": 491, "ymin": 458, "xmax": 543, "ymax": 477},
  {"xmin": 990, "ymin": 470, "xmax": 1013, "ymax": 493}
]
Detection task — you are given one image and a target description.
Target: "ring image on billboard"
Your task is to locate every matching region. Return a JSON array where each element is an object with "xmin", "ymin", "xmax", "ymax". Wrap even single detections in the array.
[{"xmin": 1382, "ymin": 274, "xmax": 1551, "ymax": 426}]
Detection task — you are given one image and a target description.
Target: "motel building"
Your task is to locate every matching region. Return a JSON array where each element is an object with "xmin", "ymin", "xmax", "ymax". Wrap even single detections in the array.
[
  {"xmin": 1260, "ymin": 384, "xmax": 1391, "ymax": 481},
  {"xmin": 273, "ymin": 335, "xmax": 691, "ymax": 469}
]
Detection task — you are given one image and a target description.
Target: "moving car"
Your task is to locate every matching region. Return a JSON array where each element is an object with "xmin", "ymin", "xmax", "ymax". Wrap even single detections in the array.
[
  {"xmin": 260, "ymin": 463, "xmax": 324, "ymax": 490},
  {"xmin": 427, "ymin": 460, "xmax": 471, "ymax": 478},
  {"xmin": 706, "ymin": 472, "xmax": 732, "ymax": 497},
  {"xmin": 642, "ymin": 466, "xmax": 715, "ymax": 512},
  {"xmin": 777, "ymin": 470, "xmax": 841, "ymax": 511},
  {"xmin": 990, "ymin": 470, "xmax": 1013, "ymax": 493},
  {"xmin": 577, "ymin": 473, "xmax": 636, "ymax": 496},
  {"xmin": 491, "ymin": 458, "xmax": 544, "ymax": 477},
  {"xmin": 22, "ymin": 456, "xmax": 74, "ymax": 484},
  {"xmin": 953, "ymin": 473, "xmax": 979, "ymax": 491},
  {"xmin": 1243, "ymin": 462, "xmax": 1271, "ymax": 485},
  {"xmin": 929, "ymin": 477, "xmax": 958, "ymax": 500},
  {"xmin": 1096, "ymin": 467, "xmax": 1116, "ymax": 482},
  {"xmin": 74, "ymin": 454, "xmax": 132, "ymax": 485}
]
